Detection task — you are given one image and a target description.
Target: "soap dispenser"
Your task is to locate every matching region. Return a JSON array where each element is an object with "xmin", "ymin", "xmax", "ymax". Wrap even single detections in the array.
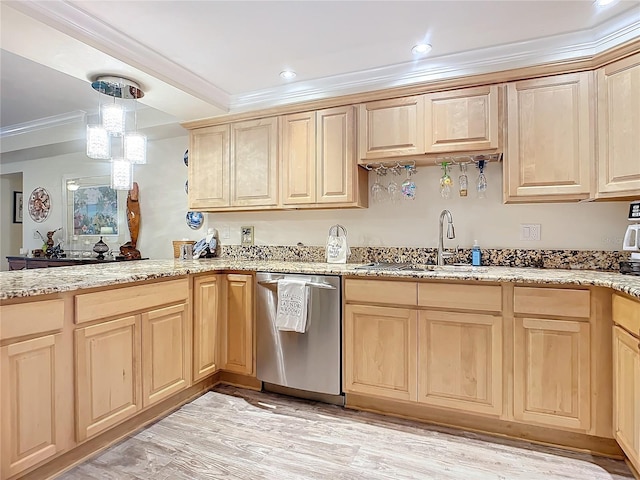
[{"xmin": 472, "ymin": 240, "xmax": 482, "ymax": 266}]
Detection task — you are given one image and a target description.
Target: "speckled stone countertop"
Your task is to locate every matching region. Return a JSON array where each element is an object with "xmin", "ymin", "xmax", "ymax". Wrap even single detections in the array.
[{"xmin": 2, "ymin": 259, "xmax": 640, "ymax": 301}]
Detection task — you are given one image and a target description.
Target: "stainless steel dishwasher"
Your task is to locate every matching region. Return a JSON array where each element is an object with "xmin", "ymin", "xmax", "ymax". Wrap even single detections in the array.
[{"xmin": 256, "ymin": 272, "xmax": 343, "ymax": 404}]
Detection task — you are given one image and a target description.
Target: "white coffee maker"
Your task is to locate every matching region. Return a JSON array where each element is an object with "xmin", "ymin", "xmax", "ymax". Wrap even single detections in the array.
[{"xmin": 621, "ymin": 200, "xmax": 640, "ymax": 275}]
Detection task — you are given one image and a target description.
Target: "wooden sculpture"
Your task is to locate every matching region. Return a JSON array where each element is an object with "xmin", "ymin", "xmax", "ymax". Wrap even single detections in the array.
[{"xmin": 119, "ymin": 182, "xmax": 142, "ymax": 260}]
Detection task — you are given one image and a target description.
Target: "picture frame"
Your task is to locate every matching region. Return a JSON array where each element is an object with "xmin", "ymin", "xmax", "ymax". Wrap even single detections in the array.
[{"xmin": 13, "ymin": 191, "xmax": 23, "ymax": 223}]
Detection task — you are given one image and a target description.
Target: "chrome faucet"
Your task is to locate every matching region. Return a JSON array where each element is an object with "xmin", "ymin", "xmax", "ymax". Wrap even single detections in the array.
[{"xmin": 437, "ymin": 209, "xmax": 456, "ymax": 266}]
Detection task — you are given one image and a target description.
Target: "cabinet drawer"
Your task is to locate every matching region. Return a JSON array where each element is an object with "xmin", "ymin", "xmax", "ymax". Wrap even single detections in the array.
[
  {"xmin": 514, "ymin": 287, "xmax": 590, "ymax": 318},
  {"xmin": 75, "ymin": 279, "xmax": 189, "ymax": 324},
  {"xmin": 613, "ymin": 293, "xmax": 640, "ymax": 337},
  {"xmin": 418, "ymin": 283, "xmax": 502, "ymax": 312},
  {"xmin": 0, "ymin": 299, "xmax": 64, "ymax": 340},
  {"xmin": 344, "ymin": 279, "xmax": 417, "ymax": 306}
]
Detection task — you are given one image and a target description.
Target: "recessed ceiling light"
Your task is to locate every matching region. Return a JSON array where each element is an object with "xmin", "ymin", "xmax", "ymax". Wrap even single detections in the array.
[
  {"xmin": 595, "ymin": 0, "xmax": 617, "ymax": 6},
  {"xmin": 280, "ymin": 70, "xmax": 296, "ymax": 80},
  {"xmin": 412, "ymin": 43, "xmax": 432, "ymax": 55}
]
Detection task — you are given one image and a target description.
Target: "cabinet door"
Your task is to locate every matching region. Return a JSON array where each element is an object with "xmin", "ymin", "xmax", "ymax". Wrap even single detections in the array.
[
  {"xmin": 513, "ymin": 317, "xmax": 591, "ymax": 431},
  {"xmin": 223, "ymin": 274, "xmax": 254, "ymax": 375},
  {"xmin": 505, "ymin": 72, "xmax": 593, "ymax": 202},
  {"xmin": 597, "ymin": 53, "xmax": 640, "ymax": 198},
  {"xmin": 142, "ymin": 303, "xmax": 190, "ymax": 407},
  {"xmin": 281, "ymin": 112, "xmax": 317, "ymax": 205},
  {"xmin": 424, "ymin": 85, "xmax": 500, "ymax": 153},
  {"xmin": 613, "ymin": 326, "xmax": 640, "ymax": 473},
  {"xmin": 189, "ymin": 125, "xmax": 230, "ymax": 209},
  {"xmin": 316, "ymin": 106, "xmax": 357, "ymax": 204},
  {"xmin": 75, "ymin": 316, "xmax": 141, "ymax": 441},
  {"xmin": 344, "ymin": 304, "xmax": 417, "ymax": 401},
  {"xmin": 1, "ymin": 334, "xmax": 68, "ymax": 478},
  {"xmin": 358, "ymin": 96, "xmax": 425, "ymax": 160},
  {"xmin": 193, "ymin": 275, "xmax": 222, "ymax": 382},
  {"xmin": 418, "ymin": 311, "xmax": 502, "ymax": 416},
  {"xmin": 231, "ymin": 117, "xmax": 279, "ymax": 207}
]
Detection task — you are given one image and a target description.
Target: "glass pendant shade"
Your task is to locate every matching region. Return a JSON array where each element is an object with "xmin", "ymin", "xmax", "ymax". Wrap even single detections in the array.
[
  {"xmin": 86, "ymin": 125, "xmax": 111, "ymax": 159},
  {"xmin": 124, "ymin": 133, "xmax": 147, "ymax": 164},
  {"xmin": 111, "ymin": 159, "xmax": 133, "ymax": 190},
  {"xmin": 101, "ymin": 103, "xmax": 125, "ymax": 135}
]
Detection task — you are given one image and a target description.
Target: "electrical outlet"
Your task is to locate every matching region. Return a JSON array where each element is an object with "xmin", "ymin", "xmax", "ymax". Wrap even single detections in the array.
[
  {"xmin": 220, "ymin": 226, "xmax": 230, "ymax": 239},
  {"xmin": 520, "ymin": 224, "xmax": 541, "ymax": 241},
  {"xmin": 241, "ymin": 226, "xmax": 254, "ymax": 246}
]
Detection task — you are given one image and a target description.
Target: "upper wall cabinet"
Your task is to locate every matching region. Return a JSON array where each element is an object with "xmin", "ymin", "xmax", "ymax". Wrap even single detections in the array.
[
  {"xmin": 504, "ymin": 72, "xmax": 594, "ymax": 203},
  {"xmin": 424, "ymin": 85, "xmax": 500, "ymax": 154},
  {"xmin": 281, "ymin": 106, "xmax": 367, "ymax": 208},
  {"xmin": 596, "ymin": 53, "xmax": 640, "ymax": 199},
  {"xmin": 188, "ymin": 118, "xmax": 278, "ymax": 211},
  {"xmin": 357, "ymin": 86, "xmax": 501, "ymax": 162},
  {"xmin": 358, "ymin": 96, "xmax": 425, "ymax": 160}
]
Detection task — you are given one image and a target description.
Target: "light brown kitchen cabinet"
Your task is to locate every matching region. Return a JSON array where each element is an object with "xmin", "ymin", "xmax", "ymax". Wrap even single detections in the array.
[
  {"xmin": 188, "ymin": 124, "xmax": 230, "ymax": 209},
  {"xmin": 504, "ymin": 72, "xmax": 594, "ymax": 202},
  {"xmin": 230, "ymin": 117, "xmax": 278, "ymax": 207},
  {"xmin": 417, "ymin": 310, "xmax": 503, "ymax": 416},
  {"xmin": 188, "ymin": 118, "xmax": 278, "ymax": 211},
  {"xmin": 358, "ymin": 96, "xmax": 425, "ymax": 160},
  {"xmin": 344, "ymin": 304, "xmax": 418, "ymax": 401},
  {"xmin": 281, "ymin": 106, "xmax": 367, "ymax": 207},
  {"xmin": 75, "ymin": 315, "xmax": 142, "ymax": 442},
  {"xmin": 193, "ymin": 274, "xmax": 222, "ymax": 382},
  {"xmin": 223, "ymin": 274, "xmax": 254, "ymax": 375},
  {"xmin": 141, "ymin": 303, "xmax": 191, "ymax": 407},
  {"xmin": 424, "ymin": 85, "xmax": 500, "ymax": 153},
  {"xmin": 612, "ymin": 294, "xmax": 640, "ymax": 474},
  {"xmin": 596, "ymin": 52, "xmax": 640, "ymax": 199},
  {"xmin": 1, "ymin": 333, "xmax": 69, "ymax": 479}
]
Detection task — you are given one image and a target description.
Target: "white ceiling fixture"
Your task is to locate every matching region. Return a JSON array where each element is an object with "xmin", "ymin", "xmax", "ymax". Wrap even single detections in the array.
[
  {"xmin": 411, "ymin": 43, "xmax": 433, "ymax": 56},
  {"xmin": 596, "ymin": 0, "xmax": 619, "ymax": 7},
  {"xmin": 280, "ymin": 70, "xmax": 297, "ymax": 80}
]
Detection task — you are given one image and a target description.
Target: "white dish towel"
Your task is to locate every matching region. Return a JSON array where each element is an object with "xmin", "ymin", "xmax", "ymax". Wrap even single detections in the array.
[{"xmin": 275, "ymin": 278, "xmax": 309, "ymax": 333}]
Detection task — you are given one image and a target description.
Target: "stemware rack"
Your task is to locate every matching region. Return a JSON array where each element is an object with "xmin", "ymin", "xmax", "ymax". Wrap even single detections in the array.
[{"xmin": 361, "ymin": 152, "xmax": 503, "ymax": 171}]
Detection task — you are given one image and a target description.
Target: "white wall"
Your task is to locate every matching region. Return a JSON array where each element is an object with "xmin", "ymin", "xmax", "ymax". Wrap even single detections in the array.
[
  {"xmin": 208, "ymin": 163, "xmax": 631, "ymax": 251},
  {"xmin": 1, "ymin": 135, "xmax": 632, "ymax": 261},
  {"xmin": 0, "ymin": 173, "xmax": 24, "ymax": 270}
]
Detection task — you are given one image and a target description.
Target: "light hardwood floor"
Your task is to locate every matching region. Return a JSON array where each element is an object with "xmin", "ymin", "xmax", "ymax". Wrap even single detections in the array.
[{"xmin": 59, "ymin": 385, "xmax": 633, "ymax": 479}]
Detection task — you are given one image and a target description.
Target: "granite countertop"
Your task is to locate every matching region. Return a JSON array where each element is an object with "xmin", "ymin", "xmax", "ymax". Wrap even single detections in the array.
[{"xmin": 1, "ymin": 259, "xmax": 639, "ymax": 300}]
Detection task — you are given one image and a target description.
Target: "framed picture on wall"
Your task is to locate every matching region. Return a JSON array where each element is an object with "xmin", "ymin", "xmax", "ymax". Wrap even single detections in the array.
[{"xmin": 13, "ymin": 191, "xmax": 23, "ymax": 223}]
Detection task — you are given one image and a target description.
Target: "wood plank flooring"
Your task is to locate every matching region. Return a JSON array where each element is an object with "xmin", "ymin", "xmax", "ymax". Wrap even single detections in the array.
[{"xmin": 59, "ymin": 385, "xmax": 634, "ymax": 479}]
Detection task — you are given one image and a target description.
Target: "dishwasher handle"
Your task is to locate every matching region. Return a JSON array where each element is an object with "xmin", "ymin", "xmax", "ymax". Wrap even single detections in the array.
[{"xmin": 258, "ymin": 279, "xmax": 336, "ymax": 290}]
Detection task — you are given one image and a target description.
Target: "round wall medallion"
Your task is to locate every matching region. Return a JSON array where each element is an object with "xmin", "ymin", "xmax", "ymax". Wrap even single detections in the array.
[
  {"xmin": 28, "ymin": 187, "xmax": 51, "ymax": 223},
  {"xmin": 184, "ymin": 149, "xmax": 189, "ymax": 167},
  {"xmin": 186, "ymin": 211, "xmax": 204, "ymax": 230}
]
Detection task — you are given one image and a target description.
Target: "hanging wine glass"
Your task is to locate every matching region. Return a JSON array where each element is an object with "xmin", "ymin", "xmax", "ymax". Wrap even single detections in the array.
[
  {"xmin": 371, "ymin": 165, "xmax": 388, "ymax": 203},
  {"xmin": 401, "ymin": 164, "xmax": 417, "ymax": 200},
  {"xmin": 476, "ymin": 159, "xmax": 487, "ymax": 199},
  {"xmin": 439, "ymin": 162, "xmax": 452, "ymax": 199},
  {"xmin": 459, "ymin": 163, "xmax": 468, "ymax": 197},
  {"xmin": 387, "ymin": 163, "xmax": 402, "ymax": 203}
]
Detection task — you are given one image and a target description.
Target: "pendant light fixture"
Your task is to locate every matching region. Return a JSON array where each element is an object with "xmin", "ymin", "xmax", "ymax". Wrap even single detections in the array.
[{"xmin": 86, "ymin": 76, "xmax": 147, "ymax": 190}]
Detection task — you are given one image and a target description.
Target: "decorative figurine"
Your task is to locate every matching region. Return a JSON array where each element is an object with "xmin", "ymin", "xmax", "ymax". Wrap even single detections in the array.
[{"xmin": 119, "ymin": 182, "xmax": 142, "ymax": 260}]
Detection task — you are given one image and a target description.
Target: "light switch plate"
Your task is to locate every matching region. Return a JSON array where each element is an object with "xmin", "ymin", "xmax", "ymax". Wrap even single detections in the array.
[
  {"xmin": 241, "ymin": 226, "xmax": 254, "ymax": 246},
  {"xmin": 520, "ymin": 224, "xmax": 541, "ymax": 241}
]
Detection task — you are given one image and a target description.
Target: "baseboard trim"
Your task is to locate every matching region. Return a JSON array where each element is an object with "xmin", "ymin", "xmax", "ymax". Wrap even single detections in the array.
[
  {"xmin": 16, "ymin": 375, "xmax": 218, "ymax": 480},
  {"xmin": 345, "ymin": 393, "xmax": 623, "ymax": 459},
  {"xmin": 217, "ymin": 371, "xmax": 262, "ymax": 390}
]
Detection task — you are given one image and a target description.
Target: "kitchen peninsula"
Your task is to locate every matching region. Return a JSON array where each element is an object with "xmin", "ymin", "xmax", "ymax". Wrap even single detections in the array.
[{"xmin": 1, "ymin": 259, "xmax": 639, "ymax": 479}]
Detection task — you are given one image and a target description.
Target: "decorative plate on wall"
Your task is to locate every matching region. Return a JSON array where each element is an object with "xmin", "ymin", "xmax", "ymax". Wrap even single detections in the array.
[
  {"xmin": 184, "ymin": 149, "xmax": 188, "ymax": 167},
  {"xmin": 186, "ymin": 211, "xmax": 204, "ymax": 230},
  {"xmin": 28, "ymin": 187, "xmax": 51, "ymax": 223},
  {"xmin": 185, "ymin": 180, "xmax": 188, "ymax": 194}
]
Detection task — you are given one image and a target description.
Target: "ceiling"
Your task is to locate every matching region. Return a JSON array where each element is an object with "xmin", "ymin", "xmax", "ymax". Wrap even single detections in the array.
[{"xmin": 1, "ymin": 0, "xmax": 639, "ymax": 158}]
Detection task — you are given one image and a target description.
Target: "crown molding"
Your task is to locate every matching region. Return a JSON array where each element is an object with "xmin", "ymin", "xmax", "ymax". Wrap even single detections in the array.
[
  {"xmin": 0, "ymin": 110, "xmax": 86, "ymax": 138},
  {"xmin": 6, "ymin": 0, "xmax": 231, "ymax": 111},
  {"xmin": 229, "ymin": 6, "xmax": 640, "ymax": 113}
]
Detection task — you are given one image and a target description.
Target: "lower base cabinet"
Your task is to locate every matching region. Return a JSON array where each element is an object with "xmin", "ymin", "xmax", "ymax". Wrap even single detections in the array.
[
  {"xmin": 513, "ymin": 317, "xmax": 591, "ymax": 431},
  {"xmin": 223, "ymin": 274, "xmax": 254, "ymax": 375},
  {"xmin": 613, "ymin": 325, "xmax": 640, "ymax": 473},
  {"xmin": 1, "ymin": 334, "xmax": 68, "ymax": 479},
  {"xmin": 344, "ymin": 304, "xmax": 417, "ymax": 402},
  {"xmin": 193, "ymin": 274, "xmax": 222, "ymax": 382},
  {"xmin": 75, "ymin": 316, "xmax": 142, "ymax": 442},
  {"xmin": 418, "ymin": 310, "xmax": 503, "ymax": 416}
]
